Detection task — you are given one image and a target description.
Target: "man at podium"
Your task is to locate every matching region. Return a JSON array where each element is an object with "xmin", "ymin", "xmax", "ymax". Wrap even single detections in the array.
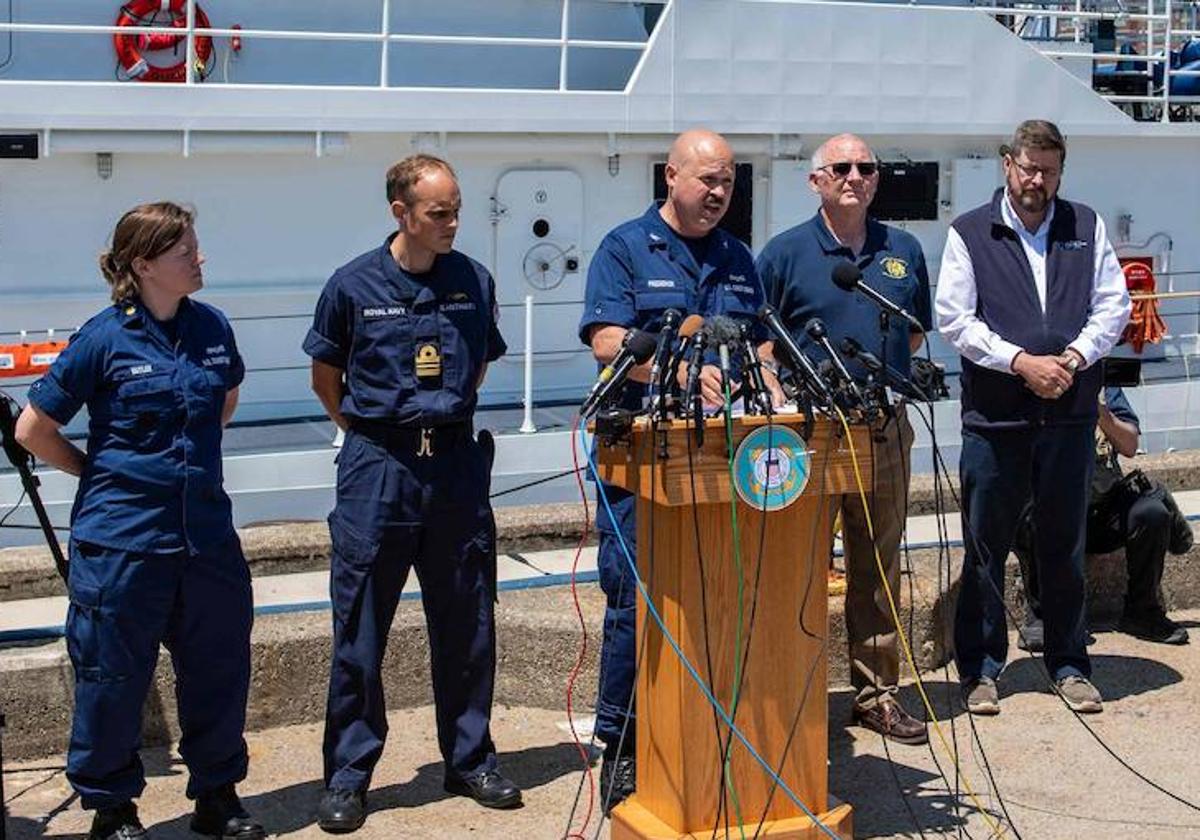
[
  {"xmin": 578, "ymin": 129, "xmax": 780, "ymax": 810},
  {"xmin": 757, "ymin": 133, "xmax": 933, "ymax": 745}
]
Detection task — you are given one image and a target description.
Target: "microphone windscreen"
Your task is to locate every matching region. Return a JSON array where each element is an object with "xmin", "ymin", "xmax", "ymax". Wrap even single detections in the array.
[
  {"xmin": 706, "ymin": 315, "xmax": 741, "ymax": 345},
  {"xmin": 804, "ymin": 317, "xmax": 827, "ymax": 340},
  {"xmin": 678, "ymin": 314, "xmax": 704, "ymax": 339},
  {"xmin": 831, "ymin": 261, "xmax": 862, "ymax": 292},
  {"xmin": 626, "ymin": 328, "xmax": 659, "ymax": 363}
]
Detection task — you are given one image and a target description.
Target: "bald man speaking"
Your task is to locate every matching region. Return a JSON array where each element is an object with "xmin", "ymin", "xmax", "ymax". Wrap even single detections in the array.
[{"xmin": 579, "ymin": 129, "xmax": 779, "ymax": 811}]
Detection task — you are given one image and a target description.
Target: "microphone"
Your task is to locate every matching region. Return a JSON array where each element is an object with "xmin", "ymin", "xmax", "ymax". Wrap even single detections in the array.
[
  {"xmin": 706, "ymin": 315, "xmax": 742, "ymax": 396},
  {"xmin": 831, "ymin": 262, "xmax": 924, "ymax": 332},
  {"xmin": 805, "ymin": 318, "xmax": 866, "ymax": 409},
  {"xmin": 839, "ymin": 336, "xmax": 884, "ymax": 375},
  {"xmin": 841, "ymin": 337, "xmax": 926, "ymax": 401},
  {"xmin": 664, "ymin": 314, "xmax": 705, "ymax": 393},
  {"xmin": 580, "ymin": 328, "xmax": 659, "ymax": 417},
  {"xmin": 682, "ymin": 329, "xmax": 709, "ymax": 444},
  {"xmin": 648, "ymin": 308, "xmax": 683, "ymax": 391},
  {"xmin": 757, "ymin": 304, "xmax": 832, "ymax": 405},
  {"xmin": 739, "ymin": 321, "xmax": 772, "ymax": 414}
]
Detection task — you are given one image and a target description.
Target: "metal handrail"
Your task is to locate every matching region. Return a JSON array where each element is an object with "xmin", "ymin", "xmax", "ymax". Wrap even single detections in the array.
[{"xmin": 0, "ymin": 0, "xmax": 665, "ymax": 91}]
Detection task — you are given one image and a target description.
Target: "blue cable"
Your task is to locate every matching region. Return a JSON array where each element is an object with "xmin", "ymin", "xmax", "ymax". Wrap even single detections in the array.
[{"xmin": 578, "ymin": 423, "xmax": 840, "ymax": 840}]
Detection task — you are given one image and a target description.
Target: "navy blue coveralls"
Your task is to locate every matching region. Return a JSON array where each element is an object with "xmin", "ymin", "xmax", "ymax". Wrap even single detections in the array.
[
  {"xmin": 578, "ymin": 205, "xmax": 765, "ymax": 751},
  {"xmin": 303, "ymin": 234, "xmax": 507, "ymax": 792},
  {"xmin": 27, "ymin": 298, "xmax": 251, "ymax": 809}
]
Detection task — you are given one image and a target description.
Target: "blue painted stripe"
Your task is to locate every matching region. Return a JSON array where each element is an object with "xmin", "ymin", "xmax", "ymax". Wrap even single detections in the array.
[{"xmin": 0, "ymin": 570, "xmax": 602, "ymax": 645}]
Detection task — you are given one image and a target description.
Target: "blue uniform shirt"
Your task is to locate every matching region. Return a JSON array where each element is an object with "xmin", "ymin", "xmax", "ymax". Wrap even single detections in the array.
[
  {"xmin": 757, "ymin": 214, "xmax": 932, "ymax": 381},
  {"xmin": 303, "ymin": 234, "xmax": 507, "ymax": 427},
  {"xmin": 1104, "ymin": 386, "xmax": 1138, "ymax": 429},
  {"xmin": 27, "ymin": 298, "xmax": 244, "ymax": 554},
  {"xmin": 578, "ymin": 204, "xmax": 766, "ymax": 408}
]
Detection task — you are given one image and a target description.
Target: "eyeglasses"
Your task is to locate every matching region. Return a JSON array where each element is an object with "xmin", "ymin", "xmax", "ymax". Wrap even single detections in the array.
[
  {"xmin": 820, "ymin": 161, "xmax": 878, "ymax": 178},
  {"xmin": 1008, "ymin": 157, "xmax": 1061, "ymax": 181}
]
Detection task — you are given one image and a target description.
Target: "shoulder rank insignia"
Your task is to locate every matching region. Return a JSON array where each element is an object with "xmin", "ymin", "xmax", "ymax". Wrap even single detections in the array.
[
  {"xmin": 880, "ymin": 257, "xmax": 909, "ymax": 279},
  {"xmin": 416, "ymin": 343, "xmax": 442, "ymax": 379}
]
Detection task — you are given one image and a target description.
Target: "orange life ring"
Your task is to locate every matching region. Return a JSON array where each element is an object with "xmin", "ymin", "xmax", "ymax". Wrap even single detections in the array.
[{"xmin": 114, "ymin": 0, "xmax": 213, "ymax": 83}]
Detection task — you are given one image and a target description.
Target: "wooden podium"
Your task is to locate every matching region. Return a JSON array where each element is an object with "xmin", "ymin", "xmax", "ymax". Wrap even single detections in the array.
[{"xmin": 595, "ymin": 415, "xmax": 869, "ymax": 840}]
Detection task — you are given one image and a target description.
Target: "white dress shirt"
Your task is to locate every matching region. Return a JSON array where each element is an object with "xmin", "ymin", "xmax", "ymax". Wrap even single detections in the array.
[{"xmin": 935, "ymin": 191, "xmax": 1131, "ymax": 373}]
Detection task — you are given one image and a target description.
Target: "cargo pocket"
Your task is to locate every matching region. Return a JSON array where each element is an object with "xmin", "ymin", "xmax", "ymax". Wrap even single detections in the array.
[
  {"xmin": 65, "ymin": 580, "xmax": 134, "ymax": 683},
  {"xmin": 327, "ymin": 514, "xmax": 381, "ymax": 629}
]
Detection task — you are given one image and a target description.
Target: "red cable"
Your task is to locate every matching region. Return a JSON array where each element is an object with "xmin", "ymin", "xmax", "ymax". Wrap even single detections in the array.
[{"xmin": 562, "ymin": 415, "xmax": 595, "ymax": 839}]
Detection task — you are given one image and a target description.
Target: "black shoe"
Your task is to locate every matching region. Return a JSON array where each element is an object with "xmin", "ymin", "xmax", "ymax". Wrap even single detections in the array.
[
  {"xmin": 599, "ymin": 752, "xmax": 636, "ymax": 813},
  {"xmin": 88, "ymin": 802, "xmax": 147, "ymax": 840},
  {"xmin": 191, "ymin": 784, "xmax": 265, "ymax": 840},
  {"xmin": 1119, "ymin": 612, "xmax": 1190, "ymax": 645},
  {"xmin": 444, "ymin": 769, "xmax": 522, "ymax": 809},
  {"xmin": 1016, "ymin": 619, "xmax": 1045, "ymax": 653},
  {"xmin": 316, "ymin": 788, "xmax": 367, "ymax": 834}
]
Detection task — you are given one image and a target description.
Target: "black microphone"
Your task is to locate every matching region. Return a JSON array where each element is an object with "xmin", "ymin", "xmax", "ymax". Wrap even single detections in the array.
[
  {"xmin": 758, "ymin": 304, "xmax": 832, "ymax": 405},
  {"xmin": 682, "ymin": 328, "xmax": 709, "ymax": 408},
  {"xmin": 805, "ymin": 318, "xmax": 866, "ymax": 408},
  {"xmin": 839, "ymin": 336, "xmax": 884, "ymax": 375},
  {"xmin": 739, "ymin": 321, "xmax": 772, "ymax": 414},
  {"xmin": 831, "ymin": 262, "xmax": 924, "ymax": 332},
  {"xmin": 580, "ymin": 328, "xmax": 659, "ymax": 417},
  {"xmin": 841, "ymin": 337, "xmax": 925, "ymax": 401},
  {"xmin": 648, "ymin": 308, "xmax": 683, "ymax": 391},
  {"xmin": 663, "ymin": 314, "xmax": 705, "ymax": 394}
]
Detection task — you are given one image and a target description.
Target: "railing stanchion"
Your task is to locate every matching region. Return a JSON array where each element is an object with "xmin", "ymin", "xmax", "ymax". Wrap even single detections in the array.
[{"xmin": 520, "ymin": 295, "xmax": 537, "ymax": 434}]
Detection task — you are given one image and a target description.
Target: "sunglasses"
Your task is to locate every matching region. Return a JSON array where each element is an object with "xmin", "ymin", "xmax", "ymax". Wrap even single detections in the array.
[{"xmin": 821, "ymin": 161, "xmax": 878, "ymax": 178}]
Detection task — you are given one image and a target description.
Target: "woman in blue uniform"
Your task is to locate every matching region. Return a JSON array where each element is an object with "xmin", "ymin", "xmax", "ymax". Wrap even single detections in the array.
[{"xmin": 15, "ymin": 202, "xmax": 264, "ymax": 840}]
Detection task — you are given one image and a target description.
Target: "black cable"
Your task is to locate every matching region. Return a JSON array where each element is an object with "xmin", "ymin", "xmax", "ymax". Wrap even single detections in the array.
[
  {"xmin": 0, "ymin": 488, "xmax": 27, "ymax": 530},
  {"xmin": 924, "ymin": 421, "xmax": 1200, "ymax": 817},
  {"xmin": 488, "ymin": 466, "xmax": 584, "ymax": 500}
]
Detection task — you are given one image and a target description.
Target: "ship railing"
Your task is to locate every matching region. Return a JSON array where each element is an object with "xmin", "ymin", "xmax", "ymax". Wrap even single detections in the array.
[{"xmin": 0, "ymin": 0, "xmax": 669, "ymax": 93}]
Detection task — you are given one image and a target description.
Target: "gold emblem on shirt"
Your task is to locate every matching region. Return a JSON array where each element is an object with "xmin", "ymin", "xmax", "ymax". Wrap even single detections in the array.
[
  {"xmin": 416, "ymin": 344, "xmax": 442, "ymax": 379},
  {"xmin": 881, "ymin": 257, "xmax": 909, "ymax": 279}
]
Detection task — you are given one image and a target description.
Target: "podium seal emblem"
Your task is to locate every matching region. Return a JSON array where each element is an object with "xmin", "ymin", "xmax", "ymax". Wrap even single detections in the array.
[{"xmin": 732, "ymin": 424, "xmax": 810, "ymax": 511}]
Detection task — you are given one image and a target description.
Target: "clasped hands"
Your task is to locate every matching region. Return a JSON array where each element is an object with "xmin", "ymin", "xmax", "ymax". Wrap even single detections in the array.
[{"xmin": 1012, "ymin": 348, "xmax": 1085, "ymax": 400}]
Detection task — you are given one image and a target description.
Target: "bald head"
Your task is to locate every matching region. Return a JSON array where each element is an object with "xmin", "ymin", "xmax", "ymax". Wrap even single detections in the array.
[
  {"xmin": 668, "ymin": 129, "xmax": 734, "ymax": 171},
  {"xmin": 661, "ymin": 129, "xmax": 735, "ymax": 238},
  {"xmin": 809, "ymin": 133, "xmax": 879, "ymax": 218}
]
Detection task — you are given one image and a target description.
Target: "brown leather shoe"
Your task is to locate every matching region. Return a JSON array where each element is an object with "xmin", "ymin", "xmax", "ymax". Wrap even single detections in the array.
[{"xmin": 851, "ymin": 699, "xmax": 928, "ymax": 745}]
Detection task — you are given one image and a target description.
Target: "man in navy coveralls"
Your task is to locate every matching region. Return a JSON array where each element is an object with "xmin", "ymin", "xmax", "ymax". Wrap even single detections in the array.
[{"xmin": 304, "ymin": 155, "xmax": 518, "ymax": 832}]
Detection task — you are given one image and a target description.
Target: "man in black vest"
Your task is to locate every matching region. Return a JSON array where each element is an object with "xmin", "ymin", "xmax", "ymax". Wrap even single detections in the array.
[{"xmin": 935, "ymin": 120, "xmax": 1131, "ymax": 715}]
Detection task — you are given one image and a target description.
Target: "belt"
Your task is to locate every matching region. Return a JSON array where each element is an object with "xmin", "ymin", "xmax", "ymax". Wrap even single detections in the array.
[{"xmin": 350, "ymin": 420, "xmax": 472, "ymax": 458}]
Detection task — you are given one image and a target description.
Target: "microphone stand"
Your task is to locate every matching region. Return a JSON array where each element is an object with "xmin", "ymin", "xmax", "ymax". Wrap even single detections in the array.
[{"xmin": 0, "ymin": 395, "xmax": 67, "ymax": 582}]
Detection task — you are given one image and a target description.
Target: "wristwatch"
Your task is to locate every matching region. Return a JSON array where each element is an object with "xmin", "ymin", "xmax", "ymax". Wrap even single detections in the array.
[{"xmin": 1064, "ymin": 352, "xmax": 1080, "ymax": 373}]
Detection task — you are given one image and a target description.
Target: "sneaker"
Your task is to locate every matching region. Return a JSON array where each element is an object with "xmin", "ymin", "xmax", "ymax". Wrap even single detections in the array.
[
  {"xmin": 851, "ymin": 698, "xmax": 929, "ymax": 745},
  {"xmin": 598, "ymin": 750, "xmax": 636, "ymax": 814},
  {"xmin": 1016, "ymin": 619, "xmax": 1045, "ymax": 653},
  {"xmin": 962, "ymin": 677, "xmax": 1000, "ymax": 716},
  {"xmin": 1056, "ymin": 675, "xmax": 1103, "ymax": 713},
  {"xmin": 88, "ymin": 802, "xmax": 146, "ymax": 840},
  {"xmin": 1119, "ymin": 612, "xmax": 1190, "ymax": 645},
  {"xmin": 191, "ymin": 784, "xmax": 265, "ymax": 839}
]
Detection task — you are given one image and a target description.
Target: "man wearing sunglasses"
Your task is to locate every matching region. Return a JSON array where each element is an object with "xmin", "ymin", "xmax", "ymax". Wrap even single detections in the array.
[
  {"xmin": 936, "ymin": 120, "xmax": 1130, "ymax": 716},
  {"xmin": 757, "ymin": 133, "xmax": 932, "ymax": 746}
]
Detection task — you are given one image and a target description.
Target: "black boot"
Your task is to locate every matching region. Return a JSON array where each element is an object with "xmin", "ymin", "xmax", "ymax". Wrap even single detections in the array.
[
  {"xmin": 599, "ymin": 747, "xmax": 636, "ymax": 814},
  {"xmin": 88, "ymin": 802, "xmax": 147, "ymax": 840},
  {"xmin": 444, "ymin": 770, "xmax": 522, "ymax": 809},
  {"xmin": 190, "ymin": 784, "xmax": 266, "ymax": 840},
  {"xmin": 316, "ymin": 788, "xmax": 367, "ymax": 834}
]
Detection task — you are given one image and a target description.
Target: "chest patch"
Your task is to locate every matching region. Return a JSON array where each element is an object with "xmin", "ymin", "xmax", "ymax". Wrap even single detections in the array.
[
  {"xmin": 1060, "ymin": 239, "xmax": 1089, "ymax": 251},
  {"xmin": 362, "ymin": 305, "xmax": 407, "ymax": 319},
  {"xmin": 128, "ymin": 363, "xmax": 153, "ymax": 376},
  {"xmin": 880, "ymin": 257, "xmax": 909, "ymax": 279},
  {"xmin": 647, "ymin": 279, "xmax": 676, "ymax": 289}
]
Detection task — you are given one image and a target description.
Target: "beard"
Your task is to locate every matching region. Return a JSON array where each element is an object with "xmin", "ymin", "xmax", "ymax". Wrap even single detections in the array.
[{"xmin": 1017, "ymin": 186, "xmax": 1049, "ymax": 214}]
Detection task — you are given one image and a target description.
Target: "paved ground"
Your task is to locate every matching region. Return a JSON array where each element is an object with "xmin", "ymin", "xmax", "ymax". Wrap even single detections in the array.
[{"xmin": 5, "ymin": 612, "xmax": 1199, "ymax": 840}]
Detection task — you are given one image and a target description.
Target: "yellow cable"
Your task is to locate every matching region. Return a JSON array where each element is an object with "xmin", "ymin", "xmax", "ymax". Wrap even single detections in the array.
[{"xmin": 834, "ymin": 407, "xmax": 1009, "ymax": 839}]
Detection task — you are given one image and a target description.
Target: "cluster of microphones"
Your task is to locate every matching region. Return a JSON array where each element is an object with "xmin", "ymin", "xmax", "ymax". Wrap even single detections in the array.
[{"xmin": 579, "ymin": 263, "xmax": 946, "ymax": 425}]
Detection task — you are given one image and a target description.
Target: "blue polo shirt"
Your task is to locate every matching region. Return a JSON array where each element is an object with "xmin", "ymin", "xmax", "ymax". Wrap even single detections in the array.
[
  {"xmin": 27, "ymin": 298, "xmax": 244, "ymax": 554},
  {"xmin": 1105, "ymin": 386, "xmax": 1138, "ymax": 428},
  {"xmin": 756, "ymin": 214, "xmax": 932, "ymax": 381},
  {"xmin": 303, "ymin": 234, "xmax": 507, "ymax": 427},
  {"xmin": 578, "ymin": 204, "xmax": 766, "ymax": 408}
]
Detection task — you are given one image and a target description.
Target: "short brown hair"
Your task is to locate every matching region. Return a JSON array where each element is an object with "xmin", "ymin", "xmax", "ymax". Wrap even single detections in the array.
[
  {"xmin": 385, "ymin": 154, "xmax": 457, "ymax": 205},
  {"xmin": 98, "ymin": 202, "xmax": 194, "ymax": 303},
  {"xmin": 1002, "ymin": 119, "xmax": 1067, "ymax": 165}
]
